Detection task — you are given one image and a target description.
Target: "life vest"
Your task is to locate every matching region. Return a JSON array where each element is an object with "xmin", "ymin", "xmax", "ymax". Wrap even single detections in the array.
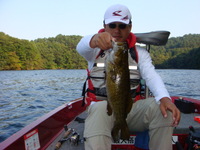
[{"xmin": 81, "ymin": 30, "xmax": 142, "ymax": 106}]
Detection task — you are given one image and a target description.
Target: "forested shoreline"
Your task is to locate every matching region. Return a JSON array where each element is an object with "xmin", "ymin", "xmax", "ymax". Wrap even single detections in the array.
[
  {"xmin": 150, "ymin": 34, "xmax": 200, "ymax": 69},
  {"xmin": 0, "ymin": 32, "xmax": 200, "ymax": 70}
]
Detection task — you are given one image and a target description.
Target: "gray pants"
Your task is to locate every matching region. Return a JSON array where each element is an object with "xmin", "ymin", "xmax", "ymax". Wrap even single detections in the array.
[{"xmin": 84, "ymin": 98, "xmax": 174, "ymax": 150}]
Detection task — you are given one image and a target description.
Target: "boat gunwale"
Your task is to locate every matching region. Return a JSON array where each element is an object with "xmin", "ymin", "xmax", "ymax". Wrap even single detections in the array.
[{"xmin": 0, "ymin": 98, "xmax": 86, "ymax": 150}]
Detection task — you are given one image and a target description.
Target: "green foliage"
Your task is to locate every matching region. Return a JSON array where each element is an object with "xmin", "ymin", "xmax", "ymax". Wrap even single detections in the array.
[
  {"xmin": 0, "ymin": 32, "xmax": 87, "ymax": 70},
  {"xmin": 0, "ymin": 32, "xmax": 199, "ymax": 70},
  {"xmin": 150, "ymin": 34, "xmax": 200, "ymax": 69}
]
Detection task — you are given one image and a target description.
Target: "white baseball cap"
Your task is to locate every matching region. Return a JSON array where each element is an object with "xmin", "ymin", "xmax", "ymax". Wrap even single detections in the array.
[{"xmin": 104, "ymin": 4, "xmax": 132, "ymax": 25}]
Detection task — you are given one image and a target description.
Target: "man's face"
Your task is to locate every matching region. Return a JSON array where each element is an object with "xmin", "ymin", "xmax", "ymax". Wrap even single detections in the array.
[{"xmin": 104, "ymin": 22, "xmax": 132, "ymax": 42}]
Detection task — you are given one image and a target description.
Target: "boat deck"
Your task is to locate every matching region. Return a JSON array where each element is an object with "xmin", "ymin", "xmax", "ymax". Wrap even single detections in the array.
[
  {"xmin": 174, "ymin": 112, "xmax": 200, "ymax": 134},
  {"xmin": 46, "ymin": 112, "xmax": 86, "ymax": 150},
  {"xmin": 47, "ymin": 111, "xmax": 200, "ymax": 150}
]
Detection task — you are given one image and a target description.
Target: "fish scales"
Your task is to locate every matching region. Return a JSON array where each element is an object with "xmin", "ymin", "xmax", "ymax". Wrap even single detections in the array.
[{"xmin": 105, "ymin": 42, "xmax": 133, "ymax": 142}]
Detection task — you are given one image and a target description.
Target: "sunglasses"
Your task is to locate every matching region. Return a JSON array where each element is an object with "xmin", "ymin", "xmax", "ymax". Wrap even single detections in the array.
[{"xmin": 108, "ymin": 23, "xmax": 128, "ymax": 29}]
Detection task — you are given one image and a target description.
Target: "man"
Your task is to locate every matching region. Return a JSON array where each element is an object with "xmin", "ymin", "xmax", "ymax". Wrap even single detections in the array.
[{"xmin": 76, "ymin": 4, "xmax": 180, "ymax": 150}]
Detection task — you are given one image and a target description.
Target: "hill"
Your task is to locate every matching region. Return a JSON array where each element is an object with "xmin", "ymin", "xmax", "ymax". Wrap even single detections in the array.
[
  {"xmin": 150, "ymin": 34, "xmax": 200, "ymax": 69},
  {"xmin": 0, "ymin": 32, "xmax": 87, "ymax": 70},
  {"xmin": 0, "ymin": 32, "xmax": 200, "ymax": 70}
]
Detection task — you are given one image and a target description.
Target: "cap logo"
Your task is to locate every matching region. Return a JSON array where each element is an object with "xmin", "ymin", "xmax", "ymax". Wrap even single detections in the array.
[
  {"xmin": 121, "ymin": 15, "xmax": 128, "ymax": 21},
  {"xmin": 113, "ymin": 10, "xmax": 122, "ymax": 16}
]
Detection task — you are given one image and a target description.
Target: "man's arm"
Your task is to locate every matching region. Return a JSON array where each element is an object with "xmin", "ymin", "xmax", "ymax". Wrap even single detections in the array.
[
  {"xmin": 137, "ymin": 46, "xmax": 170, "ymax": 102},
  {"xmin": 137, "ymin": 46, "xmax": 180, "ymax": 125}
]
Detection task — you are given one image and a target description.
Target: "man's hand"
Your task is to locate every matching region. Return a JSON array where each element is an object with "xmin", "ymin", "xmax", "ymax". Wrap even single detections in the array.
[
  {"xmin": 90, "ymin": 32, "xmax": 113, "ymax": 50},
  {"xmin": 160, "ymin": 97, "xmax": 181, "ymax": 127}
]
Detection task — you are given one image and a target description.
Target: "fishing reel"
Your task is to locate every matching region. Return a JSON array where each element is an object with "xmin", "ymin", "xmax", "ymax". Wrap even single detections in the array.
[
  {"xmin": 186, "ymin": 126, "xmax": 200, "ymax": 150},
  {"xmin": 55, "ymin": 125, "xmax": 82, "ymax": 149},
  {"xmin": 174, "ymin": 126, "xmax": 200, "ymax": 150},
  {"xmin": 70, "ymin": 131, "xmax": 80, "ymax": 145}
]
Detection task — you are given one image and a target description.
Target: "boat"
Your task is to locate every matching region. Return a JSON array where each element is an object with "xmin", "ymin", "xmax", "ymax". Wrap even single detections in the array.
[
  {"xmin": 1, "ymin": 31, "xmax": 200, "ymax": 150},
  {"xmin": 1, "ymin": 96, "xmax": 200, "ymax": 150}
]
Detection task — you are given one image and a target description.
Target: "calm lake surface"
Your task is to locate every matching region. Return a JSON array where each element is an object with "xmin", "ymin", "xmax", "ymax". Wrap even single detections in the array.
[{"xmin": 0, "ymin": 69, "xmax": 200, "ymax": 142}]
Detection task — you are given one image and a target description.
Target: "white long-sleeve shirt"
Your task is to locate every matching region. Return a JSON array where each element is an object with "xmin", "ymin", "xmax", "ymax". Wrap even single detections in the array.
[{"xmin": 76, "ymin": 34, "xmax": 170, "ymax": 103}]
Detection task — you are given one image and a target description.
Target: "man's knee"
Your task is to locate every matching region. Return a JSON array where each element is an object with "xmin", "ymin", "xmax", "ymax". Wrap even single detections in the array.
[
  {"xmin": 88, "ymin": 101, "xmax": 107, "ymax": 113},
  {"xmin": 146, "ymin": 101, "xmax": 173, "ymax": 129}
]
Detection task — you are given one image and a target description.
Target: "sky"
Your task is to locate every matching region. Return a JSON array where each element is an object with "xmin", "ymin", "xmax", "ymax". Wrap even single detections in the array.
[{"xmin": 0, "ymin": 0, "xmax": 200, "ymax": 40}]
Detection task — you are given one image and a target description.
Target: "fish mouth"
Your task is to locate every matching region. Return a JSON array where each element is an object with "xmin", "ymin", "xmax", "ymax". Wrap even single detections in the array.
[{"xmin": 113, "ymin": 36, "xmax": 123, "ymax": 41}]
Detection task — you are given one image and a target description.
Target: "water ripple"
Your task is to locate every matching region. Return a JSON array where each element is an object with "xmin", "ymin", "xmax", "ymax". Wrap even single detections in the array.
[{"xmin": 0, "ymin": 69, "xmax": 199, "ymax": 142}]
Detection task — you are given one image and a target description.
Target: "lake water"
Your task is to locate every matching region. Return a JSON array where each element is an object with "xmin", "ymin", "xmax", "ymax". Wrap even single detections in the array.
[{"xmin": 0, "ymin": 69, "xmax": 200, "ymax": 142}]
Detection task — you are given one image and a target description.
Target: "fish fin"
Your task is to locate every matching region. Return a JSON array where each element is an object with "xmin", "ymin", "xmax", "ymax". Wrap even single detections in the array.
[
  {"xmin": 111, "ymin": 124, "xmax": 120, "ymax": 142},
  {"xmin": 126, "ymin": 97, "xmax": 133, "ymax": 115},
  {"xmin": 104, "ymin": 71, "xmax": 107, "ymax": 82},
  {"xmin": 120, "ymin": 121, "xmax": 130, "ymax": 140},
  {"xmin": 107, "ymin": 102, "xmax": 112, "ymax": 116}
]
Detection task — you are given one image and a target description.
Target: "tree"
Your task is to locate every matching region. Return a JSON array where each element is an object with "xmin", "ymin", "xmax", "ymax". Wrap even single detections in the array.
[{"xmin": 1, "ymin": 32, "xmax": 199, "ymax": 70}]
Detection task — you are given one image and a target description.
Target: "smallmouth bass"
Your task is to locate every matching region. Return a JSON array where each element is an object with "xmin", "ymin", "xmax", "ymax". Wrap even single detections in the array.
[{"xmin": 105, "ymin": 42, "xmax": 133, "ymax": 142}]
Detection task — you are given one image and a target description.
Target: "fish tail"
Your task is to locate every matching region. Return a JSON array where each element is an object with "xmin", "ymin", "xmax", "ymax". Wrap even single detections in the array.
[
  {"xmin": 112, "ymin": 124, "xmax": 120, "ymax": 142},
  {"xmin": 120, "ymin": 121, "xmax": 130, "ymax": 140},
  {"xmin": 112, "ymin": 121, "xmax": 130, "ymax": 142}
]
